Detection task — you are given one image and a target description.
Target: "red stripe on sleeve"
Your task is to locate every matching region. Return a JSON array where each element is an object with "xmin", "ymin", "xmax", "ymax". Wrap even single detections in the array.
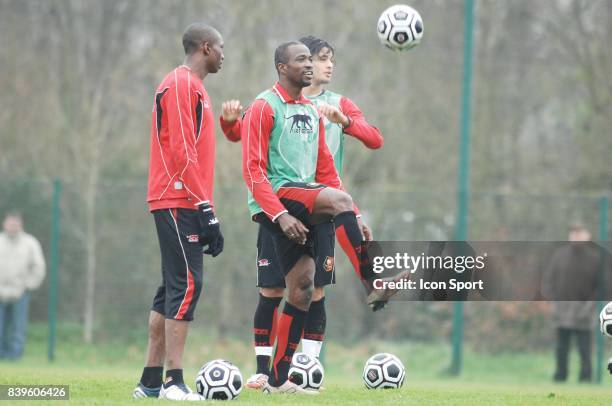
[{"xmin": 242, "ymin": 99, "xmax": 288, "ymax": 221}]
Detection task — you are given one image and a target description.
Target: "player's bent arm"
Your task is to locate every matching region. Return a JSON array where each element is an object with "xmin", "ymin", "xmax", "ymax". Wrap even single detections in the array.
[
  {"xmin": 164, "ymin": 74, "xmax": 210, "ymax": 206},
  {"xmin": 340, "ymin": 96, "xmax": 383, "ymax": 149},
  {"xmin": 219, "ymin": 116, "xmax": 242, "ymax": 142},
  {"xmin": 241, "ymin": 100, "xmax": 287, "ymax": 221},
  {"xmin": 219, "ymin": 99, "xmax": 243, "ymax": 142}
]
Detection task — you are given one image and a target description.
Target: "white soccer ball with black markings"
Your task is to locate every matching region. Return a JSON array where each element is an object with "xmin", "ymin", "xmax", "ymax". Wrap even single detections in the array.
[
  {"xmin": 195, "ymin": 359, "xmax": 242, "ymax": 400},
  {"xmin": 288, "ymin": 352, "xmax": 324, "ymax": 390},
  {"xmin": 377, "ymin": 4, "xmax": 424, "ymax": 51},
  {"xmin": 600, "ymin": 302, "xmax": 612, "ymax": 338},
  {"xmin": 363, "ymin": 353, "xmax": 406, "ymax": 389}
]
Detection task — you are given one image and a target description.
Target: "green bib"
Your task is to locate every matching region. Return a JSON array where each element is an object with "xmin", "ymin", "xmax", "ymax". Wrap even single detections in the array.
[
  {"xmin": 306, "ymin": 90, "xmax": 345, "ymax": 176},
  {"xmin": 247, "ymin": 89, "xmax": 321, "ymax": 217}
]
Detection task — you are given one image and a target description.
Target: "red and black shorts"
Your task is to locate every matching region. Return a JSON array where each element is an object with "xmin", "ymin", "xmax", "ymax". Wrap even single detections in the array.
[
  {"xmin": 151, "ymin": 208, "xmax": 203, "ymax": 321},
  {"xmin": 256, "ymin": 222, "xmax": 336, "ymax": 288},
  {"xmin": 255, "ymin": 182, "xmax": 336, "ymax": 280}
]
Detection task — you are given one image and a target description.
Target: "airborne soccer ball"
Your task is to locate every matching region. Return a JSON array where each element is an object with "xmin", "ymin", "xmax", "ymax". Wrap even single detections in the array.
[
  {"xmin": 288, "ymin": 352, "xmax": 324, "ymax": 390},
  {"xmin": 377, "ymin": 4, "xmax": 424, "ymax": 51},
  {"xmin": 600, "ymin": 302, "xmax": 612, "ymax": 338},
  {"xmin": 362, "ymin": 353, "xmax": 406, "ymax": 389},
  {"xmin": 195, "ymin": 359, "xmax": 242, "ymax": 400}
]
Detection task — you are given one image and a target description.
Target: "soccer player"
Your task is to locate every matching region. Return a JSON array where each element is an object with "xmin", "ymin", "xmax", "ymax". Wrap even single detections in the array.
[
  {"xmin": 299, "ymin": 35, "xmax": 392, "ymax": 311},
  {"xmin": 238, "ymin": 41, "xmax": 373, "ymax": 394},
  {"xmin": 133, "ymin": 23, "xmax": 225, "ymax": 401},
  {"xmin": 220, "ymin": 36, "xmax": 398, "ymax": 389}
]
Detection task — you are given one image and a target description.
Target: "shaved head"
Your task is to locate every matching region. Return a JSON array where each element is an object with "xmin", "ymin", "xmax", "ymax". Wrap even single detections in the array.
[
  {"xmin": 274, "ymin": 41, "xmax": 303, "ymax": 72},
  {"xmin": 182, "ymin": 23, "xmax": 222, "ymax": 55}
]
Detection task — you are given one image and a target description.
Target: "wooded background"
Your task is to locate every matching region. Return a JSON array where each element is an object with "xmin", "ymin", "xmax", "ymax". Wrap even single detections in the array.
[{"xmin": 1, "ymin": 0, "xmax": 610, "ymax": 350}]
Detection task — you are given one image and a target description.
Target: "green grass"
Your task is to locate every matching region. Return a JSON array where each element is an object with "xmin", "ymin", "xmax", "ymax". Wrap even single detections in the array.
[
  {"xmin": 1, "ymin": 323, "xmax": 612, "ymax": 404},
  {"xmin": 2, "ymin": 365, "xmax": 612, "ymax": 405}
]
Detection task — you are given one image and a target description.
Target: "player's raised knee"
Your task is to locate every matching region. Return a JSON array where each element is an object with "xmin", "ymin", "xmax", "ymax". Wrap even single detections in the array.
[{"xmin": 331, "ymin": 189, "xmax": 353, "ymax": 213}]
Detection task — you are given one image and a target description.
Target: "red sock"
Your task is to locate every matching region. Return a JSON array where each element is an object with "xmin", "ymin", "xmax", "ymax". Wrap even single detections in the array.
[
  {"xmin": 335, "ymin": 211, "xmax": 374, "ymax": 283},
  {"xmin": 270, "ymin": 302, "xmax": 306, "ymax": 386}
]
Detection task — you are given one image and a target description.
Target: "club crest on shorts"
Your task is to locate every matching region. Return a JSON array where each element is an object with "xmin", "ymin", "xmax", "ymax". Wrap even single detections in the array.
[
  {"xmin": 187, "ymin": 234, "xmax": 199, "ymax": 243},
  {"xmin": 258, "ymin": 258, "xmax": 270, "ymax": 267},
  {"xmin": 324, "ymin": 256, "xmax": 334, "ymax": 272}
]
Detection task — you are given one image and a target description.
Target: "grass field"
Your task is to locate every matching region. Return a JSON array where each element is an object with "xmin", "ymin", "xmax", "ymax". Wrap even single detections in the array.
[{"xmin": 1, "ymin": 324, "xmax": 612, "ymax": 405}]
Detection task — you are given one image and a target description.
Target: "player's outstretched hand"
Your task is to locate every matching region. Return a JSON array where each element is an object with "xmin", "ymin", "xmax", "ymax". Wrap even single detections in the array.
[
  {"xmin": 277, "ymin": 213, "xmax": 309, "ymax": 245},
  {"xmin": 197, "ymin": 203, "xmax": 224, "ymax": 257},
  {"xmin": 357, "ymin": 217, "xmax": 373, "ymax": 241},
  {"xmin": 317, "ymin": 103, "xmax": 350, "ymax": 127},
  {"xmin": 221, "ymin": 100, "xmax": 243, "ymax": 122}
]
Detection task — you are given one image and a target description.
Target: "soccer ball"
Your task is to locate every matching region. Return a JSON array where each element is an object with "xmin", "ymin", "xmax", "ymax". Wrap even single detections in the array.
[
  {"xmin": 377, "ymin": 4, "xmax": 424, "ymax": 51},
  {"xmin": 195, "ymin": 359, "xmax": 242, "ymax": 400},
  {"xmin": 288, "ymin": 352, "xmax": 324, "ymax": 390},
  {"xmin": 600, "ymin": 302, "xmax": 612, "ymax": 338},
  {"xmin": 362, "ymin": 353, "xmax": 405, "ymax": 389}
]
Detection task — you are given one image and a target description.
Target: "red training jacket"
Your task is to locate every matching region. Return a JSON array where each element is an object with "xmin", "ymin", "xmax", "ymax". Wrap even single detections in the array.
[{"xmin": 147, "ymin": 65, "xmax": 216, "ymax": 211}]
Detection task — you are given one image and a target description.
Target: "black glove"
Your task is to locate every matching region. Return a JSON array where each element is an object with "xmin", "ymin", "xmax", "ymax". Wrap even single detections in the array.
[
  {"xmin": 198, "ymin": 203, "xmax": 223, "ymax": 257},
  {"xmin": 369, "ymin": 301, "xmax": 387, "ymax": 312}
]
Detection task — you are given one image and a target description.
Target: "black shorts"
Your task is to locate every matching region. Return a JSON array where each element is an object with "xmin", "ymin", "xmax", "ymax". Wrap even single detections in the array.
[
  {"xmin": 151, "ymin": 208, "xmax": 204, "ymax": 321},
  {"xmin": 255, "ymin": 181, "xmax": 336, "ymax": 285},
  {"xmin": 256, "ymin": 222, "xmax": 336, "ymax": 288}
]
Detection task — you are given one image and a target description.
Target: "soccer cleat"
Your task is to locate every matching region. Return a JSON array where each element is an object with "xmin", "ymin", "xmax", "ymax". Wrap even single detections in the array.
[
  {"xmin": 132, "ymin": 383, "xmax": 161, "ymax": 399},
  {"xmin": 366, "ymin": 270, "xmax": 411, "ymax": 312},
  {"xmin": 158, "ymin": 383, "xmax": 204, "ymax": 401},
  {"xmin": 245, "ymin": 373, "xmax": 269, "ymax": 390},
  {"xmin": 262, "ymin": 380, "xmax": 319, "ymax": 395}
]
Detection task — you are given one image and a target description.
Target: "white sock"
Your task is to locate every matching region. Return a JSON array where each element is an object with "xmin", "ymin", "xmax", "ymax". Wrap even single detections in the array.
[
  {"xmin": 301, "ymin": 339, "xmax": 322, "ymax": 358},
  {"xmin": 254, "ymin": 346, "xmax": 273, "ymax": 356}
]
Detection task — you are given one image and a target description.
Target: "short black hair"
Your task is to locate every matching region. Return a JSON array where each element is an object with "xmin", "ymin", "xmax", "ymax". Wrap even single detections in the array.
[
  {"xmin": 274, "ymin": 41, "xmax": 303, "ymax": 71},
  {"xmin": 299, "ymin": 35, "xmax": 334, "ymax": 58},
  {"xmin": 182, "ymin": 23, "xmax": 221, "ymax": 55}
]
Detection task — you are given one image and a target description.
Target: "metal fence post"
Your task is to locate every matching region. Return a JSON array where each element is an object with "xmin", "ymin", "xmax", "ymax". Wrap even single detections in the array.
[
  {"xmin": 48, "ymin": 179, "xmax": 61, "ymax": 362},
  {"xmin": 450, "ymin": 0, "xmax": 475, "ymax": 376},
  {"xmin": 596, "ymin": 196, "xmax": 609, "ymax": 383}
]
